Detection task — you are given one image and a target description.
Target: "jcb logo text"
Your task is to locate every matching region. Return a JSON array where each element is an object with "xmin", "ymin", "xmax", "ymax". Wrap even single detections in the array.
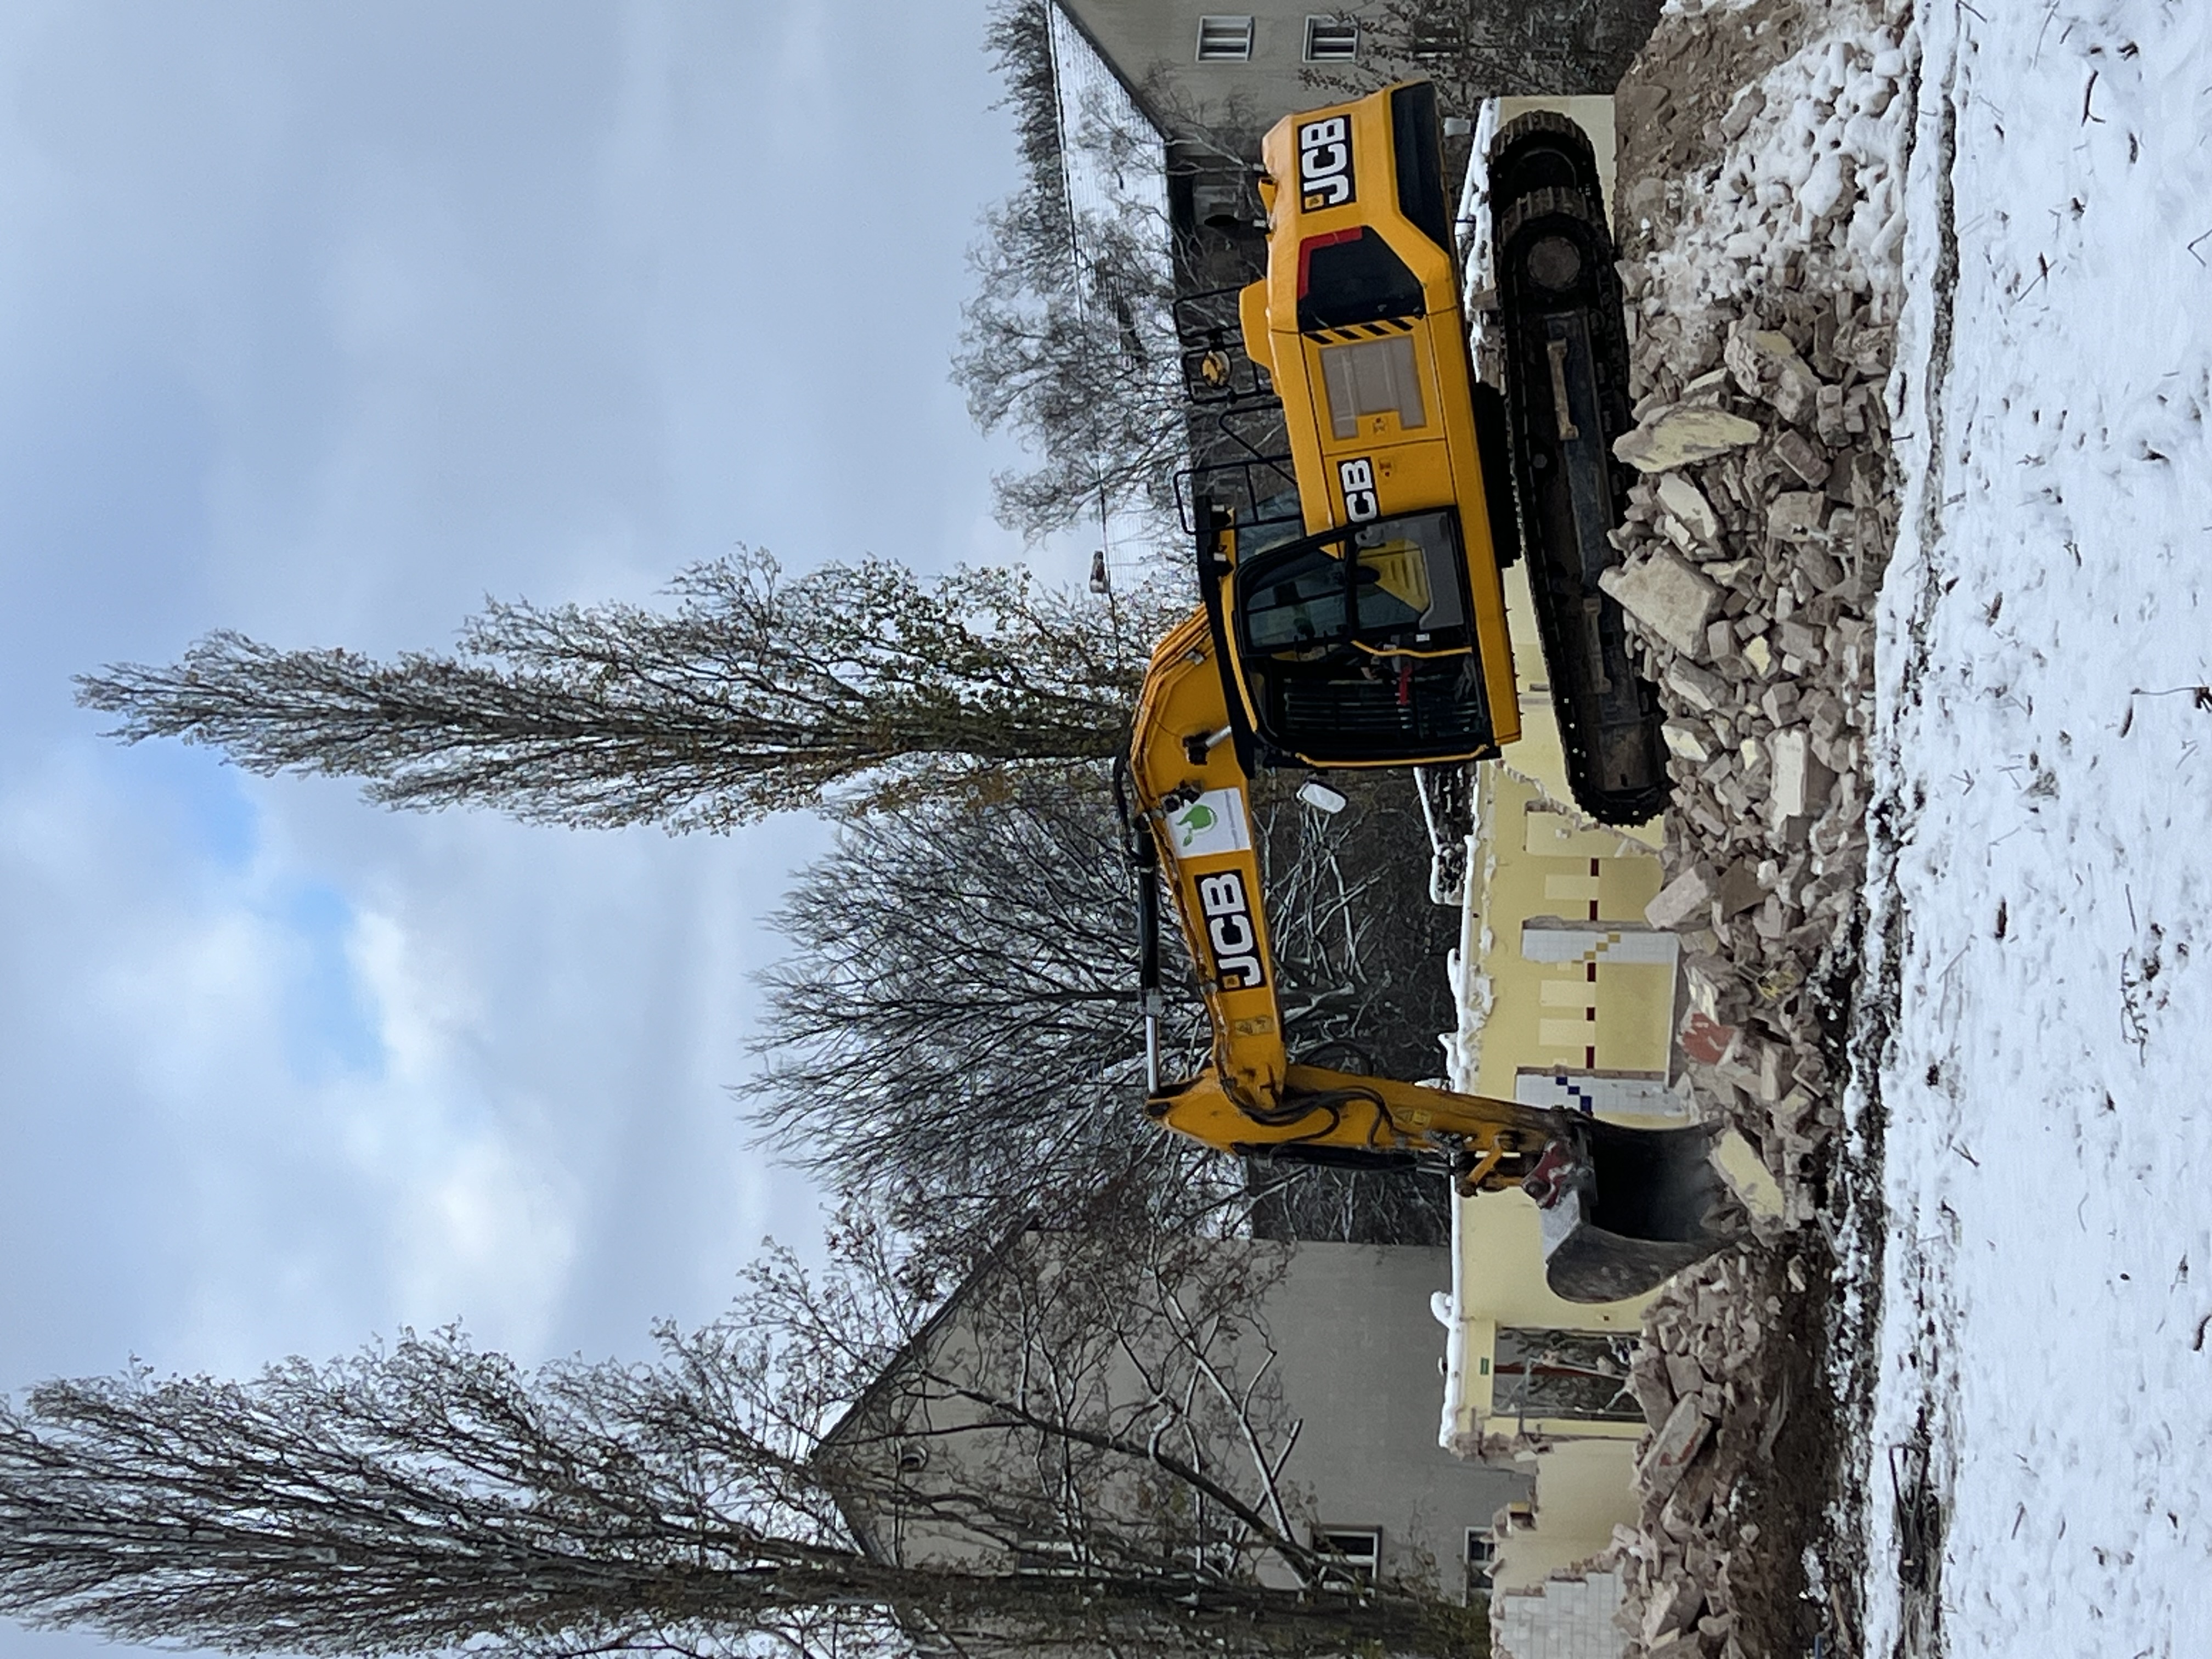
[
  {"xmin": 1338, "ymin": 456, "xmax": 1379, "ymax": 522},
  {"xmin": 1197, "ymin": 871, "xmax": 1266, "ymax": 991},
  {"xmin": 1297, "ymin": 116, "xmax": 1355, "ymax": 210}
]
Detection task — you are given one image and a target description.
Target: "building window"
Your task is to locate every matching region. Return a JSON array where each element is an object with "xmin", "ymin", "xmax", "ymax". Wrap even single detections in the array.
[
  {"xmin": 1491, "ymin": 1328, "xmax": 1643, "ymax": 1424},
  {"xmin": 1012, "ymin": 1537, "xmax": 1082, "ymax": 1575},
  {"xmin": 1464, "ymin": 1528, "xmax": 1497, "ymax": 1600},
  {"xmin": 1196, "ymin": 15, "xmax": 1254, "ymax": 60},
  {"xmin": 1407, "ymin": 18, "xmax": 1463, "ymax": 61},
  {"xmin": 1304, "ymin": 15, "xmax": 1360, "ymax": 61},
  {"xmin": 1318, "ymin": 1528, "xmax": 1380, "ymax": 1584}
]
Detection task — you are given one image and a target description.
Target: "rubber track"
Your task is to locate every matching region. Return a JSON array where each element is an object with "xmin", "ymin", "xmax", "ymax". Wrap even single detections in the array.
[{"xmin": 1490, "ymin": 116, "xmax": 1671, "ymax": 826}]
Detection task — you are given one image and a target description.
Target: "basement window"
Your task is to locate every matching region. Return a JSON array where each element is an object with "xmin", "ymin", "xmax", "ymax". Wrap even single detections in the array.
[
  {"xmin": 1464, "ymin": 1528, "xmax": 1497, "ymax": 1599},
  {"xmin": 1319, "ymin": 1528, "xmax": 1380, "ymax": 1584},
  {"xmin": 1304, "ymin": 15, "xmax": 1360, "ymax": 61},
  {"xmin": 1196, "ymin": 15, "xmax": 1254, "ymax": 60}
]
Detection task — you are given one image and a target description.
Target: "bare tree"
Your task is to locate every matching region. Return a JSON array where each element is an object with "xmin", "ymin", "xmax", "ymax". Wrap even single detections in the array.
[
  {"xmin": 0, "ymin": 1216, "xmax": 1485, "ymax": 1659},
  {"xmin": 76, "ymin": 550, "xmax": 1170, "ymax": 831},
  {"xmin": 752, "ymin": 770, "xmax": 1457, "ymax": 1257},
  {"xmin": 752, "ymin": 769, "xmax": 1218, "ymax": 1254},
  {"xmin": 956, "ymin": 3, "xmax": 1200, "ymax": 545}
]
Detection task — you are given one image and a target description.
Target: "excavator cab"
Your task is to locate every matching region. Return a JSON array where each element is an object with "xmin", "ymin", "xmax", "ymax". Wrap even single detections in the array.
[
  {"xmin": 1234, "ymin": 78, "xmax": 1668, "ymax": 826},
  {"xmin": 1221, "ymin": 508, "xmax": 1498, "ymax": 766}
]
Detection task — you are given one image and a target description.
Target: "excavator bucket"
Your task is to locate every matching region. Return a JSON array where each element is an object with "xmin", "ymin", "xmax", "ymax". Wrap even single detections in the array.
[{"xmin": 1528, "ymin": 1119, "xmax": 1734, "ymax": 1304}]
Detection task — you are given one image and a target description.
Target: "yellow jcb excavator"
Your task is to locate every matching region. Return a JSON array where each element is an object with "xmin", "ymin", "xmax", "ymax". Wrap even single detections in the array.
[{"xmin": 1119, "ymin": 83, "xmax": 1726, "ymax": 1303}]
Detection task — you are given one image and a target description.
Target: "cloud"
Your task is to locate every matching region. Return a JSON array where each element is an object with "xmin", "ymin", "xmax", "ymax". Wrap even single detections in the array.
[{"xmin": 0, "ymin": 0, "xmax": 1012, "ymax": 1432}]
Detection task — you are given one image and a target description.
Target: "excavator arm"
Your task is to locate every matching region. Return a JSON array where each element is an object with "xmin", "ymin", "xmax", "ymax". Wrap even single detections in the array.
[{"xmin": 1122, "ymin": 543, "xmax": 1728, "ymax": 1302}]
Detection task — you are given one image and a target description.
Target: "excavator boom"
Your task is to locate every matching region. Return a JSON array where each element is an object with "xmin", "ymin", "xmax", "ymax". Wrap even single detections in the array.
[{"xmin": 1125, "ymin": 527, "xmax": 1727, "ymax": 1302}]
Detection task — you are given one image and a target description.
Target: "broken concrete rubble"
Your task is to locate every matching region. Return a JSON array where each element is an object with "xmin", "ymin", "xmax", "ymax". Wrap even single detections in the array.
[
  {"xmin": 1600, "ymin": 550, "xmax": 1722, "ymax": 657},
  {"xmin": 1592, "ymin": 138, "xmax": 1900, "ymax": 1659},
  {"xmin": 1479, "ymin": 10, "xmax": 1911, "ymax": 1652},
  {"xmin": 1766, "ymin": 489, "xmax": 1826, "ymax": 543},
  {"xmin": 1657, "ymin": 471, "xmax": 1722, "ymax": 545},
  {"xmin": 1723, "ymin": 321, "xmax": 1823, "ymax": 426},
  {"xmin": 1640, "ymin": 1394, "xmax": 1713, "ymax": 1501},
  {"xmin": 1645, "ymin": 864, "xmax": 1715, "ymax": 932},
  {"xmin": 1613, "ymin": 404, "xmax": 1765, "ymax": 472}
]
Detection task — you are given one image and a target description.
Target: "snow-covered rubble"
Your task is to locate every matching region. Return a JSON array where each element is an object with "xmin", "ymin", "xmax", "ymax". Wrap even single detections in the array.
[
  {"xmin": 1601, "ymin": 265, "xmax": 1898, "ymax": 1659},
  {"xmin": 1458, "ymin": 3, "xmax": 2210, "ymax": 1650},
  {"xmin": 1635, "ymin": 23, "xmax": 1913, "ymax": 324}
]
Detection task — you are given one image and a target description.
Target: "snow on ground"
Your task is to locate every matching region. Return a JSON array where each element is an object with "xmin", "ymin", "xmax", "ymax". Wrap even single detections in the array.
[{"xmin": 1860, "ymin": 3, "xmax": 2212, "ymax": 1654}]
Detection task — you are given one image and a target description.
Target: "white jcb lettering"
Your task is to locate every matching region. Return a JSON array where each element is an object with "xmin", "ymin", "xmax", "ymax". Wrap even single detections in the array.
[
  {"xmin": 1192, "ymin": 871, "xmax": 1266, "ymax": 990},
  {"xmin": 1198, "ymin": 873, "xmax": 1245, "ymax": 917},
  {"xmin": 1297, "ymin": 115, "xmax": 1355, "ymax": 208},
  {"xmin": 1338, "ymin": 456, "xmax": 1379, "ymax": 522},
  {"xmin": 1216, "ymin": 953, "xmax": 1265, "ymax": 990},
  {"xmin": 1207, "ymin": 912, "xmax": 1256, "ymax": 956}
]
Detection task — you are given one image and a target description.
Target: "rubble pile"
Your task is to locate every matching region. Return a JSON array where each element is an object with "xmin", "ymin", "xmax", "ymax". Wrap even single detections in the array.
[
  {"xmin": 1610, "ymin": 286, "xmax": 1895, "ymax": 1194},
  {"xmin": 1609, "ymin": 1249, "xmax": 1799, "ymax": 1659},
  {"xmin": 1595, "ymin": 155, "xmax": 1903, "ymax": 1659}
]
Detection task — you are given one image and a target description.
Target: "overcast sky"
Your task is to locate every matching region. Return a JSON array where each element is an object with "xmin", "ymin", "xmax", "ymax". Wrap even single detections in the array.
[{"xmin": 0, "ymin": 7, "xmax": 1068, "ymax": 1650}]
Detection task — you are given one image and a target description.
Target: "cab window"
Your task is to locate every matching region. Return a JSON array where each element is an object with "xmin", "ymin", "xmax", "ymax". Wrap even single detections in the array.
[
  {"xmin": 1231, "ymin": 510, "xmax": 1490, "ymax": 760},
  {"xmin": 1237, "ymin": 511, "xmax": 1468, "ymax": 655},
  {"xmin": 1297, "ymin": 227, "xmax": 1424, "ymax": 331},
  {"xmin": 1243, "ymin": 543, "xmax": 1350, "ymax": 651}
]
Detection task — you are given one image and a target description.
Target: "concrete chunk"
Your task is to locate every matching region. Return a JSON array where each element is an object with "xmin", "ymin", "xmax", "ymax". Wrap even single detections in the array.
[
  {"xmin": 1709, "ymin": 1128, "xmax": 1785, "ymax": 1233},
  {"xmin": 1725, "ymin": 323, "xmax": 1822, "ymax": 425},
  {"xmin": 1630, "ymin": 1352, "xmax": 1677, "ymax": 1429},
  {"xmin": 1664, "ymin": 1352, "xmax": 1708, "ymax": 1401},
  {"xmin": 1770, "ymin": 727, "xmax": 1836, "ymax": 819},
  {"xmin": 1646, "ymin": 865, "xmax": 1716, "ymax": 930},
  {"xmin": 1767, "ymin": 490, "xmax": 1827, "ymax": 543},
  {"xmin": 1656, "ymin": 472, "xmax": 1722, "ymax": 544},
  {"xmin": 1613, "ymin": 405, "xmax": 1765, "ymax": 473},
  {"xmin": 1644, "ymin": 1576, "xmax": 1706, "ymax": 1645},
  {"xmin": 1640, "ymin": 1393, "xmax": 1712, "ymax": 1500},
  {"xmin": 1778, "ymin": 618, "xmax": 1827, "ymax": 663},
  {"xmin": 1600, "ymin": 550, "xmax": 1722, "ymax": 656},
  {"xmin": 1664, "ymin": 659, "xmax": 1730, "ymax": 714},
  {"xmin": 1712, "ymin": 861, "xmax": 1764, "ymax": 917},
  {"xmin": 1719, "ymin": 85, "xmax": 1765, "ymax": 140},
  {"xmin": 1773, "ymin": 427, "xmax": 1832, "ymax": 487},
  {"xmin": 1663, "ymin": 720, "xmax": 1716, "ymax": 765}
]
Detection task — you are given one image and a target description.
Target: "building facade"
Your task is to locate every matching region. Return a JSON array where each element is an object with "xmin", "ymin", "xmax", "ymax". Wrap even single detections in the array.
[{"xmin": 824, "ymin": 1237, "xmax": 1528, "ymax": 1605}]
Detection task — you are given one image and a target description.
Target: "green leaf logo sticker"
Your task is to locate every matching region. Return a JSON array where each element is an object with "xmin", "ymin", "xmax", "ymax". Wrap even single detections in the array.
[{"xmin": 1169, "ymin": 789, "xmax": 1250, "ymax": 858}]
